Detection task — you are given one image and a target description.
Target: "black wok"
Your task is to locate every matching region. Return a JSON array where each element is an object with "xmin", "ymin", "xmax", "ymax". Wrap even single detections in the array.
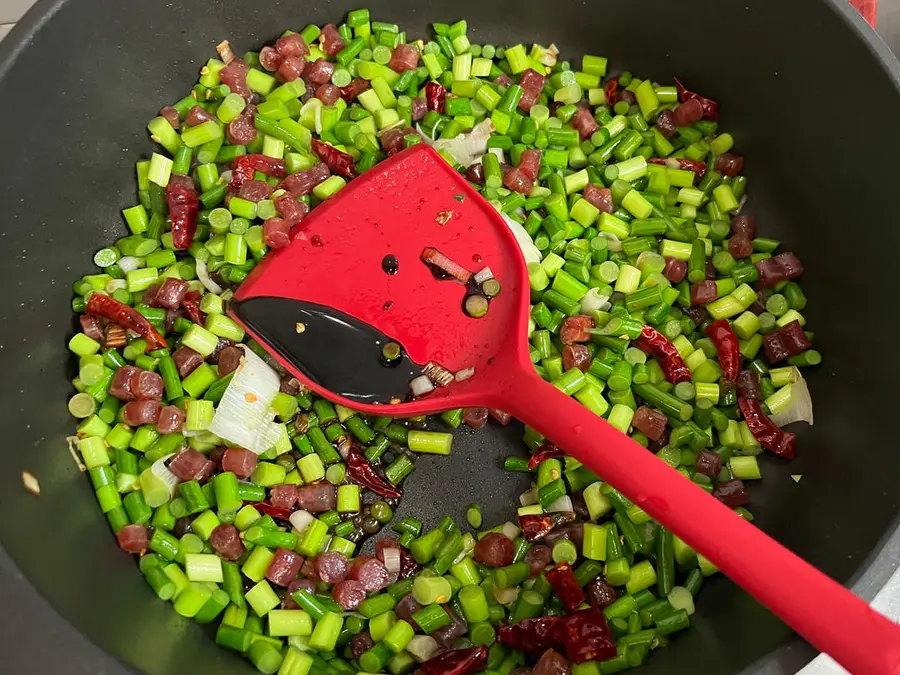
[{"xmin": 1, "ymin": 0, "xmax": 899, "ymax": 673}]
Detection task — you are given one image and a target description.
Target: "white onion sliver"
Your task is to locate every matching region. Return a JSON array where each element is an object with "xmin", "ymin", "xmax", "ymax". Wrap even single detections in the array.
[
  {"xmin": 664, "ymin": 157, "xmax": 681, "ymax": 169},
  {"xmin": 289, "ymin": 510, "xmax": 315, "ymax": 535},
  {"xmin": 769, "ymin": 374, "xmax": 814, "ymax": 427},
  {"xmin": 546, "ymin": 495, "xmax": 574, "ymax": 513},
  {"xmin": 383, "ymin": 547, "xmax": 402, "ymax": 575},
  {"xmin": 220, "ymin": 169, "xmax": 233, "ymax": 183},
  {"xmin": 454, "ymin": 367, "xmax": 475, "ymax": 382},
  {"xmin": 601, "ymin": 232, "xmax": 623, "ymax": 252},
  {"xmin": 519, "ymin": 488, "xmax": 539, "ymax": 507},
  {"xmin": 117, "ymin": 256, "xmax": 141, "ymax": 273},
  {"xmin": 410, "ymin": 375, "xmax": 434, "ymax": 398},
  {"xmin": 195, "ymin": 257, "xmax": 224, "ymax": 295},
  {"xmin": 501, "ymin": 213, "xmax": 542, "ymax": 265},
  {"xmin": 500, "ymin": 521, "xmax": 521, "ymax": 541},
  {"xmin": 142, "ymin": 454, "xmax": 178, "ymax": 507},
  {"xmin": 416, "ymin": 119, "xmax": 494, "ymax": 166},
  {"xmin": 488, "ymin": 147, "xmax": 505, "ymax": 163},
  {"xmin": 474, "ymin": 267, "xmax": 494, "ymax": 284},
  {"xmin": 208, "ymin": 346, "xmax": 282, "ymax": 454},
  {"xmin": 581, "ymin": 287, "xmax": 611, "ymax": 314}
]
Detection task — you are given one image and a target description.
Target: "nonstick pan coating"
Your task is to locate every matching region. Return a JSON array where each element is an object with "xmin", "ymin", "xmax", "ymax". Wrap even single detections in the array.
[{"xmin": 1, "ymin": 1, "xmax": 899, "ymax": 673}]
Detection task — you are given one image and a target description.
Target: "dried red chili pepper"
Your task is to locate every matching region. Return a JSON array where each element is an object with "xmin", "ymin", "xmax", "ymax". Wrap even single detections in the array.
[
  {"xmin": 339, "ymin": 78, "xmax": 369, "ymax": 102},
  {"xmin": 738, "ymin": 397, "xmax": 796, "ymax": 458},
  {"xmin": 310, "ymin": 138, "xmax": 357, "ymax": 179},
  {"xmin": 497, "ymin": 608, "xmax": 616, "ymax": 664},
  {"xmin": 181, "ymin": 290, "xmax": 205, "ymax": 325},
  {"xmin": 497, "ymin": 615, "xmax": 560, "ymax": 653},
  {"xmin": 519, "ymin": 511, "xmax": 576, "ymax": 542},
  {"xmin": 674, "ymin": 77, "xmax": 719, "ymax": 121},
  {"xmin": 555, "ymin": 607, "xmax": 618, "ymax": 663},
  {"xmin": 229, "ymin": 154, "xmax": 288, "ymax": 191},
  {"xmin": 399, "ymin": 546, "xmax": 422, "ymax": 579},
  {"xmin": 166, "ymin": 181, "xmax": 200, "ymax": 250},
  {"xmin": 346, "ymin": 448, "xmax": 402, "ymax": 498},
  {"xmin": 253, "ymin": 501, "xmax": 295, "ymax": 521},
  {"xmin": 647, "ymin": 157, "xmax": 708, "ymax": 180},
  {"xmin": 633, "ymin": 325, "xmax": 692, "ymax": 384},
  {"xmin": 420, "ymin": 646, "xmax": 488, "ymax": 675},
  {"xmin": 86, "ymin": 293, "xmax": 167, "ymax": 351},
  {"xmin": 527, "ymin": 442, "xmax": 564, "ymax": 470},
  {"xmin": 705, "ymin": 320, "xmax": 740, "ymax": 382},
  {"xmin": 603, "ymin": 77, "xmax": 619, "ymax": 107},
  {"xmin": 425, "ymin": 81, "xmax": 447, "ymax": 113},
  {"xmin": 545, "ymin": 562, "xmax": 585, "ymax": 612}
]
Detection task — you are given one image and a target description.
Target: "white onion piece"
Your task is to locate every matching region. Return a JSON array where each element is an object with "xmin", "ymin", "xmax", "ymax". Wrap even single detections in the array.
[
  {"xmin": 546, "ymin": 495, "xmax": 574, "ymax": 513},
  {"xmin": 501, "ymin": 521, "xmax": 521, "ymax": 541},
  {"xmin": 664, "ymin": 157, "xmax": 681, "ymax": 170},
  {"xmin": 195, "ymin": 258, "xmax": 224, "ymax": 295},
  {"xmin": 769, "ymin": 374, "xmax": 814, "ymax": 427},
  {"xmin": 519, "ymin": 488, "xmax": 539, "ymax": 507},
  {"xmin": 406, "ymin": 636, "xmax": 441, "ymax": 663},
  {"xmin": 474, "ymin": 267, "xmax": 494, "ymax": 284},
  {"xmin": 541, "ymin": 44, "xmax": 560, "ymax": 67},
  {"xmin": 454, "ymin": 367, "xmax": 475, "ymax": 382},
  {"xmin": 500, "ymin": 213, "xmax": 542, "ymax": 265},
  {"xmin": 409, "ymin": 375, "xmax": 435, "ymax": 398},
  {"xmin": 667, "ymin": 586, "xmax": 695, "ymax": 615},
  {"xmin": 416, "ymin": 119, "xmax": 495, "ymax": 166},
  {"xmin": 601, "ymin": 232, "xmax": 623, "ymax": 252},
  {"xmin": 67, "ymin": 436, "xmax": 86, "ymax": 472},
  {"xmin": 383, "ymin": 547, "xmax": 402, "ymax": 576},
  {"xmin": 581, "ymin": 287, "xmax": 611, "ymax": 314},
  {"xmin": 494, "ymin": 586, "xmax": 519, "ymax": 605},
  {"xmin": 289, "ymin": 509, "xmax": 315, "ymax": 535},
  {"xmin": 208, "ymin": 346, "xmax": 283, "ymax": 454},
  {"xmin": 105, "ymin": 279, "xmax": 127, "ymax": 294},
  {"xmin": 142, "ymin": 454, "xmax": 178, "ymax": 507},
  {"xmin": 314, "ymin": 104, "xmax": 323, "ymax": 135},
  {"xmin": 220, "ymin": 170, "xmax": 233, "ymax": 183},
  {"xmin": 117, "ymin": 256, "xmax": 141, "ymax": 273}
]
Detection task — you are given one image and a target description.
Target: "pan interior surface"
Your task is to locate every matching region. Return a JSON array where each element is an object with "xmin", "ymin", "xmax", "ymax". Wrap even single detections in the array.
[{"xmin": 1, "ymin": 1, "xmax": 899, "ymax": 674}]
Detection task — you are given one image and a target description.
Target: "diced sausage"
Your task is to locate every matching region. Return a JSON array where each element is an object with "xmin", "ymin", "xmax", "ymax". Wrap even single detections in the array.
[
  {"xmin": 282, "ymin": 578, "xmax": 316, "ymax": 609},
  {"xmin": 332, "ymin": 579, "xmax": 367, "ymax": 610},
  {"xmin": 586, "ymin": 577, "xmax": 617, "ymax": 609},
  {"xmin": 109, "ymin": 365, "xmax": 140, "ymax": 401},
  {"xmin": 631, "ymin": 406, "xmax": 667, "ymax": 442},
  {"xmin": 560, "ymin": 316, "xmax": 595, "ymax": 345},
  {"xmin": 157, "ymin": 405, "xmax": 186, "ymax": 434},
  {"xmin": 349, "ymin": 555, "xmax": 390, "ymax": 592},
  {"xmin": 172, "ymin": 346, "xmax": 204, "ymax": 378},
  {"xmin": 217, "ymin": 345, "xmax": 244, "ymax": 377},
  {"xmin": 263, "ymin": 217, "xmax": 291, "ymax": 250},
  {"xmin": 319, "ymin": 24, "xmax": 345, "ymax": 57},
  {"xmin": 210, "ymin": 524, "xmax": 245, "ymax": 561},
  {"xmin": 296, "ymin": 483, "xmax": 337, "ymax": 513},
  {"xmin": 80, "ymin": 314, "xmax": 104, "ymax": 342},
  {"xmin": 122, "ymin": 399, "xmax": 162, "ymax": 426},
  {"xmin": 266, "ymin": 547, "xmax": 304, "ymax": 586},
  {"xmin": 129, "ymin": 370, "xmax": 164, "ymax": 400},
  {"xmin": 168, "ymin": 449, "xmax": 215, "ymax": 483},
  {"xmin": 463, "ymin": 408, "xmax": 489, "ymax": 430},
  {"xmin": 270, "ymin": 484, "xmax": 298, "ymax": 510},
  {"xmin": 433, "ymin": 606, "xmax": 468, "ymax": 649},
  {"xmin": 562, "ymin": 345, "xmax": 591, "ymax": 372},
  {"xmin": 276, "ymin": 34, "xmax": 309, "ymax": 59},
  {"xmin": 184, "ymin": 105, "xmax": 217, "ymax": 127},
  {"xmin": 389, "ymin": 43, "xmax": 420, "ymax": 72},
  {"xmin": 304, "ymin": 58, "xmax": 335, "ymax": 86},
  {"xmin": 474, "ymin": 533, "xmax": 515, "ymax": 568},
  {"xmin": 221, "ymin": 448, "xmax": 257, "ymax": 479},
  {"xmin": 524, "ymin": 544, "xmax": 553, "ymax": 577},
  {"xmin": 350, "ymin": 632, "xmax": 375, "ymax": 659},
  {"xmin": 394, "ymin": 593, "xmax": 424, "ymax": 629},
  {"xmin": 154, "ymin": 278, "xmax": 189, "ymax": 310},
  {"xmin": 582, "ymin": 184, "xmax": 614, "ymax": 214},
  {"xmin": 315, "ymin": 551, "xmax": 350, "ymax": 584},
  {"xmin": 116, "ymin": 524, "xmax": 149, "ymax": 554}
]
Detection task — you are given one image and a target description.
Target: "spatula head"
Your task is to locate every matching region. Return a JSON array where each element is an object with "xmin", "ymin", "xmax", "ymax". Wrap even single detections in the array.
[{"xmin": 230, "ymin": 144, "xmax": 531, "ymax": 416}]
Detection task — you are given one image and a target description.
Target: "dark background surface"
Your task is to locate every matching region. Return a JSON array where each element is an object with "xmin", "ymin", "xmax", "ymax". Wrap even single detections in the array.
[{"xmin": 1, "ymin": 1, "xmax": 900, "ymax": 674}]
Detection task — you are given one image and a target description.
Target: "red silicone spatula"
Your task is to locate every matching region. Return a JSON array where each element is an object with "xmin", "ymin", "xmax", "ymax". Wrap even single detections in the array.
[{"xmin": 230, "ymin": 144, "xmax": 900, "ymax": 673}]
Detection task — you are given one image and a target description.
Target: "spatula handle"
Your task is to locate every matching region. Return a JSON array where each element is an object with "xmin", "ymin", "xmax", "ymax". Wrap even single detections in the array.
[{"xmin": 499, "ymin": 367, "xmax": 900, "ymax": 675}]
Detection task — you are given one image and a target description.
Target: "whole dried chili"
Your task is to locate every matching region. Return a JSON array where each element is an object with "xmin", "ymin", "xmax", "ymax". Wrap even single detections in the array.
[
  {"xmin": 527, "ymin": 442, "xmax": 564, "ymax": 470},
  {"xmin": 420, "ymin": 646, "xmax": 488, "ymax": 675},
  {"xmin": 399, "ymin": 546, "xmax": 422, "ymax": 579},
  {"xmin": 425, "ymin": 81, "xmax": 447, "ymax": 113},
  {"xmin": 310, "ymin": 138, "xmax": 357, "ymax": 179},
  {"xmin": 166, "ymin": 180, "xmax": 200, "ymax": 250},
  {"xmin": 633, "ymin": 325, "xmax": 692, "ymax": 384},
  {"xmin": 181, "ymin": 290, "xmax": 205, "ymax": 325},
  {"xmin": 253, "ymin": 501, "xmax": 294, "ymax": 521},
  {"xmin": 346, "ymin": 448, "xmax": 402, "ymax": 498},
  {"xmin": 228, "ymin": 154, "xmax": 288, "ymax": 191},
  {"xmin": 603, "ymin": 77, "xmax": 619, "ymax": 107},
  {"xmin": 545, "ymin": 562, "xmax": 585, "ymax": 612},
  {"xmin": 86, "ymin": 293, "xmax": 167, "ymax": 351},
  {"xmin": 648, "ymin": 157, "xmax": 707, "ymax": 180},
  {"xmin": 519, "ymin": 512, "xmax": 576, "ymax": 542},
  {"xmin": 705, "ymin": 320, "xmax": 740, "ymax": 382},
  {"xmin": 674, "ymin": 77, "xmax": 719, "ymax": 121},
  {"xmin": 497, "ymin": 608, "xmax": 616, "ymax": 663},
  {"xmin": 738, "ymin": 397, "xmax": 796, "ymax": 458}
]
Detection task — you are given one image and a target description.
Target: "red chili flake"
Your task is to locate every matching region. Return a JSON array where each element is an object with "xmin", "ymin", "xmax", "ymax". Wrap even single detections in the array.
[
  {"xmin": 251, "ymin": 501, "xmax": 294, "ymax": 521},
  {"xmin": 346, "ymin": 448, "xmax": 402, "ymax": 498},
  {"xmin": 435, "ymin": 210, "xmax": 453, "ymax": 226},
  {"xmin": 310, "ymin": 138, "xmax": 357, "ymax": 179},
  {"xmin": 633, "ymin": 325, "xmax": 692, "ymax": 384},
  {"xmin": 705, "ymin": 320, "xmax": 741, "ymax": 383},
  {"xmin": 86, "ymin": 294, "xmax": 166, "ymax": 352},
  {"xmin": 166, "ymin": 181, "xmax": 200, "ymax": 250},
  {"xmin": 546, "ymin": 562, "xmax": 586, "ymax": 612},
  {"xmin": 604, "ymin": 77, "xmax": 619, "ymax": 107},
  {"xmin": 181, "ymin": 290, "xmax": 205, "ymax": 326},
  {"xmin": 425, "ymin": 81, "xmax": 447, "ymax": 113},
  {"xmin": 497, "ymin": 607, "xmax": 616, "ymax": 664},
  {"xmin": 647, "ymin": 157, "xmax": 708, "ymax": 180},
  {"xmin": 420, "ymin": 646, "xmax": 488, "ymax": 675},
  {"xmin": 674, "ymin": 77, "xmax": 719, "ymax": 121},
  {"xmin": 738, "ymin": 397, "xmax": 796, "ymax": 458},
  {"xmin": 497, "ymin": 615, "xmax": 560, "ymax": 654},
  {"xmin": 527, "ymin": 443, "xmax": 565, "ymax": 470},
  {"xmin": 518, "ymin": 512, "xmax": 576, "ymax": 542},
  {"xmin": 339, "ymin": 78, "xmax": 370, "ymax": 103}
]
